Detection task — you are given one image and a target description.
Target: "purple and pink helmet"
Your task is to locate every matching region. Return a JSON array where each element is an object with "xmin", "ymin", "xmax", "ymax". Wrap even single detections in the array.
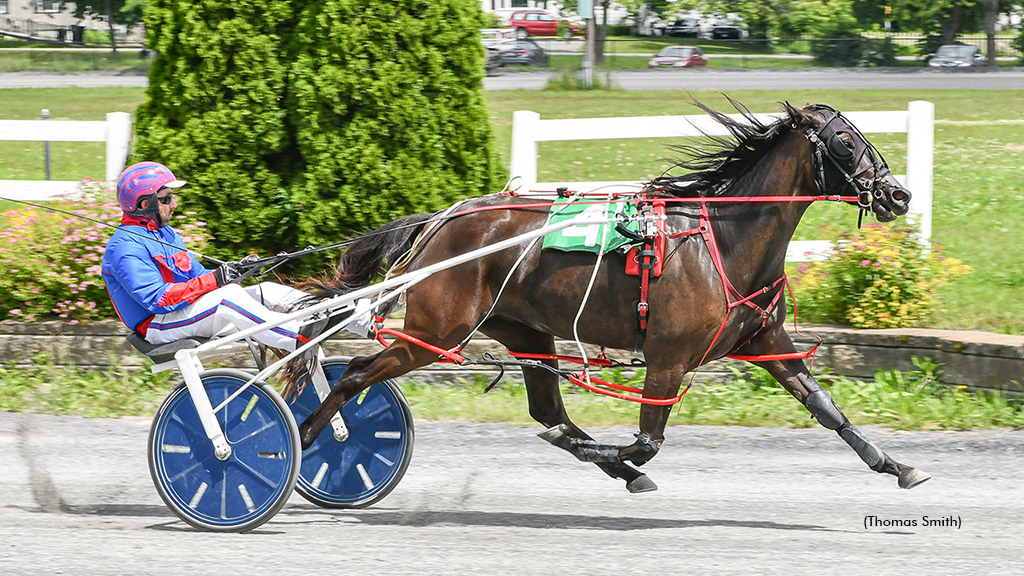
[{"xmin": 116, "ymin": 161, "xmax": 187, "ymax": 214}]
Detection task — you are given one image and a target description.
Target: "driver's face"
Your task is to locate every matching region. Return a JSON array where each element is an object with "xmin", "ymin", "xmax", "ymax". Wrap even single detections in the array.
[{"xmin": 155, "ymin": 189, "xmax": 176, "ymax": 223}]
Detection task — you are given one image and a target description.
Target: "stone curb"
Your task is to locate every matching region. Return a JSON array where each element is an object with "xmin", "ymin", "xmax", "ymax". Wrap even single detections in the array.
[{"xmin": 1, "ymin": 320, "xmax": 1021, "ymax": 393}]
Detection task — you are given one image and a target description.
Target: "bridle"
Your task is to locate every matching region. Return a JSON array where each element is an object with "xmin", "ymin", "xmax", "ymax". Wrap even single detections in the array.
[{"xmin": 802, "ymin": 104, "xmax": 895, "ymax": 216}]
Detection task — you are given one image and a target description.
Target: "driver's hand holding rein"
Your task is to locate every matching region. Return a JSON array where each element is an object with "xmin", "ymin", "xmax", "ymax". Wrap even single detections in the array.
[{"xmin": 101, "ymin": 161, "xmax": 365, "ymax": 352}]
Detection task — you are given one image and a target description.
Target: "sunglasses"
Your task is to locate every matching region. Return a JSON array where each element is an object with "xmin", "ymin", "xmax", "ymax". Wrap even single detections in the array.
[{"xmin": 156, "ymin": 193, "xmax": 174, "ymax": 205}]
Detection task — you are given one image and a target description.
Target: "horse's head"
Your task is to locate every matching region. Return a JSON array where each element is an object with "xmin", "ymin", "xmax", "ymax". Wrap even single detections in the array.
[{"xmin": 798, "ymin": 104, "xmax": 911, "ymax": 222}]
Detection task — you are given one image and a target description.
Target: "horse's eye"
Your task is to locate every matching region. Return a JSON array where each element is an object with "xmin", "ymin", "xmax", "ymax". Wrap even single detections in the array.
[{"xmin": 840, "ymin": 136, "xmax": 854, "ymax": 150}]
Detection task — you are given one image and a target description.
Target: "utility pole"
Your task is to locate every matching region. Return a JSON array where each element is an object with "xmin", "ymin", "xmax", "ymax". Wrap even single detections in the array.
[{"xmin": 579, "ymin": 0, "xmax": 594, "ymax": 88}]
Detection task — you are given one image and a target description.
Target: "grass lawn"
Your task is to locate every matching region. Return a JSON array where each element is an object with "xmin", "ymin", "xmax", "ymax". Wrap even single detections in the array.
[
  {"xmin": 0, "ymin": 50, "xmax": 152, "ymax": 74},
  {"xmin": 0, "ymin": 87, "xmax": 1021, "ymax": 333}
]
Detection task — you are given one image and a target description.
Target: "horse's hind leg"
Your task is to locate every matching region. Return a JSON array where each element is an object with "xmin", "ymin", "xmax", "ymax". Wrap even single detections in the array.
[
  {"xmin": 298, "ymin": 340, "xmax": 439, "ymax": 449},
  {"xmin": 742, "ymin": 331, "xmax": 931, "ymax": 489},
  {"xmin": 481, "ymin": 319, "xmax": 657, "ymax": 493}
]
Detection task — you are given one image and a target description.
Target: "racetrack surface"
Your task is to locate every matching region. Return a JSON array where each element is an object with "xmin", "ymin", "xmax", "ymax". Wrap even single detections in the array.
[{"xmin": 1, "ymin": 412, "xmax": 1021, "ymax": 574}]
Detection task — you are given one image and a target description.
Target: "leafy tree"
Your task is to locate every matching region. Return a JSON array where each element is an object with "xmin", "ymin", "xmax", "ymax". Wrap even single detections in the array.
[
  {"xmin": 678, "ymin": 0, "xmax": 861, "ymax": 39},
  {"xmin": 134, "ymin": 0, "xmax": 497, "ymax": 271},
  {"xmin": 72, "ymin": 0, "xmax": 145, "ymax": 53},
  {"xmin": 286, "ymin": 1, "xmax": 497, "ymax": 260}
]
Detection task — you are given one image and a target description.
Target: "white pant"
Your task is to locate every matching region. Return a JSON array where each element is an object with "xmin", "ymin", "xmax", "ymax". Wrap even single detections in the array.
[{"xmin": 144, "ymin": 283, "xmax": 311, "ymax": 351}]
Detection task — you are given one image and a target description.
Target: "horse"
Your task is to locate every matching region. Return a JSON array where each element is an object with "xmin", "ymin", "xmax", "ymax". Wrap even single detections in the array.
[{"xmin": 292, "ymin": 97, "xmax": 930, "ymax": 493}]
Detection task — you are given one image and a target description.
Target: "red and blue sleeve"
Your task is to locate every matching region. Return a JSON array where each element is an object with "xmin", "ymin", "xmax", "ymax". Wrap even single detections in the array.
[{"xmin": 110, "ymin": 239, "xmax": 218, "ymax": 314}]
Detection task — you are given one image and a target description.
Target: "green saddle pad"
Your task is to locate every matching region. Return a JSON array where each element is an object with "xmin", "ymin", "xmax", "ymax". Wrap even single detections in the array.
[{"xmin": 542, "ymin": 197, "xmax": 640, "ymax": 254}]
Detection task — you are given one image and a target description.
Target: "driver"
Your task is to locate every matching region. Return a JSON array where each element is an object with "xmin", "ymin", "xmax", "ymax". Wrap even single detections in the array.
[{"xmin": 101, "ymin": 161, "xmax": 369, "ymax": 351}]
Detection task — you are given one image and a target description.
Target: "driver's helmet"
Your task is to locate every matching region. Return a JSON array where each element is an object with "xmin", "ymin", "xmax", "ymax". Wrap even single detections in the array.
[{"xmin": 116, "ymin": 161, "xmax": 187, "ymax": 215}]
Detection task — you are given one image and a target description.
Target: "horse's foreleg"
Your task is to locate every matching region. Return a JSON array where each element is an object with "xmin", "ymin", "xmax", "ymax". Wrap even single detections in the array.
[
  {"xmin": 616, "ymin": 363, "xmax": 684, "ymax": 467},
  {"xmin": 743, "ymin": 331, "xmax": 931, "ymax": 489},
  {"xmin": 482, "ymin": 319, "xmax": 656, "ymax": 493}
]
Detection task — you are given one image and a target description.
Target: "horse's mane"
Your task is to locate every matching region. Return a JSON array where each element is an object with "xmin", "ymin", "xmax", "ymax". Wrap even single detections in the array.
[{"xmin": 649, "ymin": 96, "xmax": 806, "ymax": 197}]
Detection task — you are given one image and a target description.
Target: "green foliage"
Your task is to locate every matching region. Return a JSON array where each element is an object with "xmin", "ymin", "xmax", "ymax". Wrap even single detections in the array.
[
  {"xmin": 810, "ymin": 10, "xmax": 898, "ymax": 67},
  {"xmin": 480, "ymin": 11, "xmax": 502, "ymax": 28},
  {"xmin": 0, "ymin": 359, "xmax": 175, "ymax": 417},
  {"xmin": 2, "ymin": 356, "xmax": 1020, "ymax": 430},
  {"xmin": 286, "ymin": 1, "xmax": 497, "ymax": 269},
  {"xmin": 0, "ymin": 186, "xmax": 209, "ymax": 322},
  {"xmin": 793, "ymin": 223, "xmax": 970, "ymax": 328},
  {"xmin": 135, "ymin": 0, "xmax": 497, "ymax": 271},
  {"xmin": 1014, "ymin": 29, "xmax": 1024, "ymax": 64},
  {"xmin": 826, "ymin": 356, "xmax": 1024, "ymax": 429}
]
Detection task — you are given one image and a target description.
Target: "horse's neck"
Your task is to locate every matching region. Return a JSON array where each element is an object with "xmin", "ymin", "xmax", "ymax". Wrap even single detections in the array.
[{"xmin": 712, "ymin": 134, "xmax": 815, "ymax": 284}]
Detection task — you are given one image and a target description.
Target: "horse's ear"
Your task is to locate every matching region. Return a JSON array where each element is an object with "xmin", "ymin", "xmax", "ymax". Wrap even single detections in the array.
[{"xmin": 785, "ymin": 102, "xmax": 814, "ymax": 129}]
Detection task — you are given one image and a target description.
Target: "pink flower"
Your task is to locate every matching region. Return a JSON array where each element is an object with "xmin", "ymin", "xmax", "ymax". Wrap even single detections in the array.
[{"xmin": 860, "ymin": 260, "xmax": 871, "ymax": 267}]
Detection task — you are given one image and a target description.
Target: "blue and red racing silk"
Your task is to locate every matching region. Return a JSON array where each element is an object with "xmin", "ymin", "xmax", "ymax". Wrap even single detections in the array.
[{"xmin": 101, "ymin": 214, "xmax": 217, "ymax": 335}]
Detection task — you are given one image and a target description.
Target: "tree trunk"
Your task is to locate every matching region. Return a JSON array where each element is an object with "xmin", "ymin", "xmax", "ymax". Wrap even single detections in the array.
[
  {"xmin": 106, "ymin": 0, "xmax": 118, "ymax": 56},
  {"xmin": 981, "ymin": 0, "xmax": 998, "ymax": 66},
  {"xmin": 940, "ymin": 5, "xmax": 962, "ymax": 46}
]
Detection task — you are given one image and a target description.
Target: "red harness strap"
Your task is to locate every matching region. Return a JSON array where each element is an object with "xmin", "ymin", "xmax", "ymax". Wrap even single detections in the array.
[{"xmin": 624, "ymin": 200, "xmax": 666, "ymax": 334}]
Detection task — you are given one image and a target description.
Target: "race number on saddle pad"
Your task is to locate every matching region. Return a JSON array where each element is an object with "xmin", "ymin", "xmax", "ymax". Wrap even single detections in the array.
[{"xmin": 542, "ymin": 197, "xmax": 639, "ymax": 254}]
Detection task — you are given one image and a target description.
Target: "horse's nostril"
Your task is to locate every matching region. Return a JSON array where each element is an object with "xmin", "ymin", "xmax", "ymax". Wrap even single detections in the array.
[{"xmin": 891, "ymin": 190, "xmax": 909, "ymax": 203}]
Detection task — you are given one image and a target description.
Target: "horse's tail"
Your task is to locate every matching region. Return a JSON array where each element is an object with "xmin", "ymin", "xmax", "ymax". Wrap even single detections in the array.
[
  {"xmin": 296, "ymin": 212, "xmax": 437, "ymax": 299},
  {"xmin": 281, "ymin": 212, "xmax": 437, "ymax": 401}
]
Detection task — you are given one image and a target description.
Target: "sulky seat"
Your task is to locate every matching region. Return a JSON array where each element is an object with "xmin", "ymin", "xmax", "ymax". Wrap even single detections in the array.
[{"xmin": 126, "ymin": 332, "xmax": 209, "ymax": 364}]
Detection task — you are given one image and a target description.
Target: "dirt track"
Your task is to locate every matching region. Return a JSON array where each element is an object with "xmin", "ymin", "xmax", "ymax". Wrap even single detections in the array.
[{"xmin": 1, "ymin": 411, "xmax": 1022, "ymax": 574}]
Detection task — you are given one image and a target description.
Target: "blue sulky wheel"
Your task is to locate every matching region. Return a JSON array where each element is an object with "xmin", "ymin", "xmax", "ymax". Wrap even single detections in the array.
[
  {"xmin": 148, "ymin": 368, "xmax": 301, "ymax": 532},
  {"xmin": 289, "ymin": 357, "xmax": 414, "ymax": 508}
]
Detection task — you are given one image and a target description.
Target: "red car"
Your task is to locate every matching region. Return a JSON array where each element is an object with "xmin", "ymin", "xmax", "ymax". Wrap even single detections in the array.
[
  {"xmin": 647, "ymin": 45, "xmax": 708, "ymax": 68},
  {"xmin": 507, "ymin": 10, "xmax": 582, "ymax": 39}
]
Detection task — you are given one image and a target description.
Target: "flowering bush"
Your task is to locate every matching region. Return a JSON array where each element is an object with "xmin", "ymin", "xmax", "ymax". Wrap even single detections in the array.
[
  {"xmin": 793, "ymin": 223, "xmax": 970, "ymax": 328},
  {"xmin": 0, "ymin": 183, "xmax": 209, "ymax": 323}
]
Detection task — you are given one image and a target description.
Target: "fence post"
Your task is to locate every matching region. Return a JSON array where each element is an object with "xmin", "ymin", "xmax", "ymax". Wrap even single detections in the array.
[
  {"xmin": 905, "ymin": 100, "xmax": 934, "ymax": 246},
  {"xmin": 510, "ymin": 110, "xmax": 540, "ymax": 190},
  {"xmin": 41, "ymin": 108, "xmax": 51, "ymax": 180},
  {"xmin": 104, "ymin": 111, "xmax": 132, "ymax": 191}
]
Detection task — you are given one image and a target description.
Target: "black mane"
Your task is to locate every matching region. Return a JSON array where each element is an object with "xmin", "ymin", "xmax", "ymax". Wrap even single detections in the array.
[{"xmin": 648, "ymin": 97, "xmax": 807, "ymax": 197}]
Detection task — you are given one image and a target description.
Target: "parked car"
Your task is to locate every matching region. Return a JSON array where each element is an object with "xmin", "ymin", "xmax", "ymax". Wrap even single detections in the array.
[
  {"xmin": 501, "ymin": 39, "xmax": 549, "ymax": 67},
  {"xmin": 648, "ymin": 45, "xmax": 708, "ymax": 68},
  {"xmin": 485, "ymin": 47, "xmax": 505, "ymax": 74},
  {"xmin": 928, "ymin": 44, "xmax": 985, "ymax": 67},
  {"xmin": 507, "ymin": 10, "xmax": 583, "ymax": 39},
  {"xmin": 710, "ymin": 22, "xmax": 747, "ymax": 40},
  {"xmin": 666, "ymin": 18, "xmax": 700, "ymax": 37}
]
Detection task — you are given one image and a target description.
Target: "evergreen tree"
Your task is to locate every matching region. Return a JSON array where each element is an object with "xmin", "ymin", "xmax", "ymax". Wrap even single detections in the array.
[{"xmin": 135, "ymin": 0, "xmax": 496, "ymax": 270}]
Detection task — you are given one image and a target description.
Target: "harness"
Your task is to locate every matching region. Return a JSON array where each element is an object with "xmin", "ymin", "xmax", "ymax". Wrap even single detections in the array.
[{"xmin": 622, "ymin": 198, "xmax": 666, "ymax": 349}]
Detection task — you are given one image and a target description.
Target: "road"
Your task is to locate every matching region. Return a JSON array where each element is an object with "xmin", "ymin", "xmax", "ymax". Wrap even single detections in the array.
[
  {"xmin": 485, "ymin": 67, "xmax": 1024, "ymax": 90},
  {"xmin": 2, "ymin": 68, "xmax": 1024, "ymax": 91},
  {"xmin": 1, "ymin": 411, "xmax": 1022, "ymax": 574}
]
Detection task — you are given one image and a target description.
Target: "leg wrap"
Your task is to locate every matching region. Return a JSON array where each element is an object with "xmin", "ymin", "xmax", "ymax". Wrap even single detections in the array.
[
  {"xmin": 538, "ymin": 424, "xmax": 620, "ymax": 463},
  {"xmin": 619, "ymin": 432, "xmax": 663, "ymax": 466},
  {"xmin": 804, "ymin": 389, "xmax": 846, "ymax": 430},
  {"xmin": 837, "ymin": 423, "xmax": 886, "ymax": 471}
]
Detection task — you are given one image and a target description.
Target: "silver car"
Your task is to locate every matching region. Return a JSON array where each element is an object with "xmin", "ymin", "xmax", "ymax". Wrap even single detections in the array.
[{"xmin": 928, "ymin": 45, "xmax": 985, "ymax": 67}]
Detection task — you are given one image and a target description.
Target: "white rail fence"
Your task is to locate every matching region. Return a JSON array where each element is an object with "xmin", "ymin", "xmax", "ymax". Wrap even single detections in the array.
[
  {"xmin": 0, "ymin": 112, "xmax": 133, "ymax": 201},
  {"xmin": 510, "ymin": 101, "xmax": 934, "ymax": 262}
]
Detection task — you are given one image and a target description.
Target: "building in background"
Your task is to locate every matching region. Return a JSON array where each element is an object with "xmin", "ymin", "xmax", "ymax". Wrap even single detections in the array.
[{"xmin": 0, "ymin": 1, "xmax": 144, "ymax": 44}]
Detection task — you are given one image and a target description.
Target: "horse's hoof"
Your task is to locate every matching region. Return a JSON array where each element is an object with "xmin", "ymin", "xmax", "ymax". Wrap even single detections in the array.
[
  {"xmin": 898, "ymin": 467, "xmax": 931, "ymax": 489},
  {"xmin": 626, "ymin": 475, "xmax": 658, "ymax": 494}
]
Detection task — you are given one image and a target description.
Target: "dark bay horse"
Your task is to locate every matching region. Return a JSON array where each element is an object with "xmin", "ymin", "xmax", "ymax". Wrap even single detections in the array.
[{"xmin": 295, "ymin": 98, "xmax": 930, "ymax": 493}]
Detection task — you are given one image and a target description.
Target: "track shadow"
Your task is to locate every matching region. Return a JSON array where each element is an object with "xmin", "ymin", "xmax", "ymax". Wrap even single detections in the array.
[
  {"xmin": 61, "ymin": 504, "xmax": 173, "ymax": 518},
  {"xmin": 277, "ymin": 506, "xmax": 843, "ymax": 533},
  {"xmin": 22, "ymin": 503, "xmax": 853, "ymax": 535}
]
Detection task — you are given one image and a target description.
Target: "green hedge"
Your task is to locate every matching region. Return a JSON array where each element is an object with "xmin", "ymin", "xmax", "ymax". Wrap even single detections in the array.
[{"xmin": 136, "ymin": 0, "xmax": 497, "ymax": 272}]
